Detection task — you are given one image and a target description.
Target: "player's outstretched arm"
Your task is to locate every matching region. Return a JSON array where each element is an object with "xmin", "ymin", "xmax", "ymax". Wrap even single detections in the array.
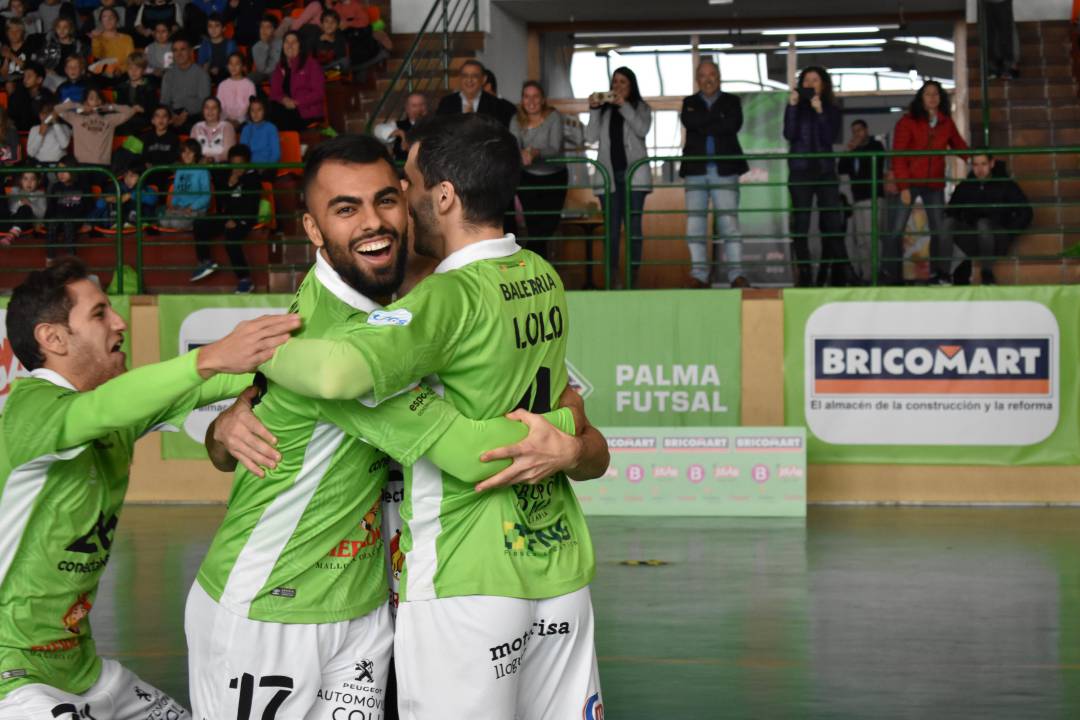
[{"xmin": 260, "ymin": 337, "xmax": 376, "ymax": 400}]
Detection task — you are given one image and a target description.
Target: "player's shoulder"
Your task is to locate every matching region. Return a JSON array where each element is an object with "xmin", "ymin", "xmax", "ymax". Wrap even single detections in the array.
[{"xmin": 0, "ymin": 378, "xmax": 74, "ymax": 461}]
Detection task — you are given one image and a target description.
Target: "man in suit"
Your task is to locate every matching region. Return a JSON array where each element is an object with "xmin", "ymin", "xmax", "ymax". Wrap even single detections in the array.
[{"xmin": 436, "ymin": 59, "xmax": 513, "ymax": 127}]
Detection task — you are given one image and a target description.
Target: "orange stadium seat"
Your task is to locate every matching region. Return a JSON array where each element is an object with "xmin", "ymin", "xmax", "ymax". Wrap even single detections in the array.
[{"xmin": 277, "ymin": 131, "xmax": 302, "ymax": 176}]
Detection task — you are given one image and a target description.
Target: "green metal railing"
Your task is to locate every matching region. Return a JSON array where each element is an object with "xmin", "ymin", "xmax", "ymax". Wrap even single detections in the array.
[{"xmin": 364, "ymin": 0, "xmax": 480, "ymax": 134}]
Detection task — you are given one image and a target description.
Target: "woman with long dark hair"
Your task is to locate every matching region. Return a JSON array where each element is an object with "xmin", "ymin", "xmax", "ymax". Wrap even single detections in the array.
[
  {"xmin": 585, "ymin": 66, "xmax": 652, "ymax": 287},
  {"xmin": 883, "ymin": 80, "xmax": 968, "ymax": 284},
  {"xmin": 510, "ymin": 80, "xmax": 565, "ymax": 261},
  {"xmin": 268, "ymin": 31, "xmax": 326, "ymax": 131},
  {"xmin": 783, "ymin": 65, "xmax": 848, "ymax": 287}
]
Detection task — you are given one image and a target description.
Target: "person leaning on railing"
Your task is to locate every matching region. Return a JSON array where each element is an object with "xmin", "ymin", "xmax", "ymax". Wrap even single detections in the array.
[
  {"xmin": 883, "ymin": 80, "xmax": 968, "ymax": 286},
  {"xmin": 837, "ymin": 119, "xmax": 886, "ymax": 285},
  {"xmin": 509, "ymin": 80, "xmax": 565, "ymax": 262},
  {"xmin": 585, "ymin": 66, "xmax": 652, "ymax": 288},
  {"xmin": 680, "ymin": 59, "xmax": 749, "ymax": 289}
]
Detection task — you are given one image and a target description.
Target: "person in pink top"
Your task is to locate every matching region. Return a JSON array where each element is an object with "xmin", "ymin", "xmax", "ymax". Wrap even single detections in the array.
[
  {"xmin": 190, "ymin": 96, "xmax": 237, "ymax": 163},
  {"xmin": 216, "ymin": 52, "xmax": 256, "ymax": 125},
  {"xmin": 268, "ymin": 31, "xmax": 325, "ymax": 131}
]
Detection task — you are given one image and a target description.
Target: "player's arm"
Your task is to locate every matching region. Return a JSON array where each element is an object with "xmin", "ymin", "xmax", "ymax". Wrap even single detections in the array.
[
  {"xmin": 56, "ymin": 314, "xmax": 299, "ymax": 449},
  {"xmin": 205, "ymin": 385, "xmax": 277, "ymax": 475}
]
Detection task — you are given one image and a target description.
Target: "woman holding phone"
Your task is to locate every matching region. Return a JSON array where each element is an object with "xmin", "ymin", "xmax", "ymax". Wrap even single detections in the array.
[{"xmin": 783, "ymin": 65, "xmax": 848, "ymax": 287}]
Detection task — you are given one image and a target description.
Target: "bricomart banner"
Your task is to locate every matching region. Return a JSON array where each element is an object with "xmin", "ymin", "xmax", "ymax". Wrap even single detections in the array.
[
  {"xmin": 565, "ymin": 290, "xmax": 741, "ymax": 427},
  {"xmin": 784, "ymin": 287, "xmax": 1080, "ymax": 465},
  {"xmin": 159, "ymin": 294, "xmax": 292, "ymax": 458}
]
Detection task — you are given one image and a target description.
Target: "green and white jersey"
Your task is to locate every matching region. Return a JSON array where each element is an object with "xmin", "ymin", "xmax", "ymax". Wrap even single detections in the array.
[
  {"xmin": 264, "ymin": 237, "xmax": 596, "ymax": 603},
  {"xmin": 0, "ymin": 351, "xmax": 248, "ymax": 699}
]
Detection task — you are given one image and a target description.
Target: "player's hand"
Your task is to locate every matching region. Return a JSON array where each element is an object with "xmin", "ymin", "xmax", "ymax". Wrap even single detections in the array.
[
  {"xmin": 474, "ymin": 410, "xmax": 583, "ymax": 492},
  {"xmin": 212, "ymin": 386, "xmax": 280, "ymax": 477},
  {"xmin": 196, "ymin": 314, "xmax": 301, "ymax": 378}
]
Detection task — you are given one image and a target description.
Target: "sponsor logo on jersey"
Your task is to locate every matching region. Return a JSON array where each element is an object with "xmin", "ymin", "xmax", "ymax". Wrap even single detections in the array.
[
  {"xmin": 0, "ymin": 668, "xmax": 26, "ymax": 680},
  {"xmin": 270, "ymin": 586, "xmax": 297, "ymax": 598},
  {"xmin": 389, "ymin": 529, "xmax": 404, "ymax": 580},
  {"xmin": 327, "ymin": 504, "xmax": 382, "ymax": 559},
  {"xmin": 354, "ymin": 659, "xmax": 374, "ymax": 683},
  {"xmin": 63, "ymin": 593, "xmax": 92, "ymax": 635},
  {"xmin": 583, "ymin": 692, "xmax": 605, "ymax": 720},
  {"xmin": 502, "ymin": 518, "xmax": 573, "ymax": 556},
  {"xmin": 367, "ymin": 309, "xmax": 412, "ymax": 326}
]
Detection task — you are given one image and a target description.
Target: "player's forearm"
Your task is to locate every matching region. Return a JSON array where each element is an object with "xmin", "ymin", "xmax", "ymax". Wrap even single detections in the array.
[
  {"xmin": 260, "ymin": 338, "xmax": 375, "ymax": 400},
  {"xmin": 565, "ymin": 425, "xmax": 610, "ymax": 481}
]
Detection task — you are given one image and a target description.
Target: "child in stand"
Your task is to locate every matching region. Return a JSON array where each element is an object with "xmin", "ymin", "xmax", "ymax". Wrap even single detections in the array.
[
  {"xmin": 158, "ymin": 138, "xmax": 210, "ymax": 230},
  {"xmin": 249, "ymin": 14, "xmax": 281, "ymax": 84},
  {"xmin": 135, "ymin": 0, "xmax": 183, "ymax": 47},
  {"xmin": 192, "ymin": 142, "xmax": 259, "ymax": 291},
  {"xmin": 56, "ymin": 55, "xmax": 94, "ymax": 104},
  {"xmin": 216, "ymin": 52, "xmax": 256, "ymax": 125},
  {"xmin": 144, "ymin": 22, "xmax": 173, "ymax": 75},
  {"xmin": 190, "ymin": 96, "xmax": 236, "ymax": 164},
  {"xmin": 114, "ymin": 51, "xmax": 159, "ymax": 135},
  {"xmin": 56, "ymin": 88, "xmax": 139, "ymax": 166},
  {"xmin": 101, "ymin": 161, "xmax": 158, "ymax": 227},
  {"xmin": 45, "ymin": 156, "xmax": 89, "ymax": 257},
  {"xmin": 2, "ymin": 170, "xmax": 46, "ymax": 243},
  {"xmin": 197, "ymin": 13, "xmax": 235, "ymax": 81},
  {"xmin": 239, "ymin": 97, "xmax": 280, "ymax": 166},
  {"xmin": 315, "ymin": 10, "xmax": 348, "ymax": 71},
  {"xmin": 27, "ymin": 101, "xmax": 72, "ymax": 166}
]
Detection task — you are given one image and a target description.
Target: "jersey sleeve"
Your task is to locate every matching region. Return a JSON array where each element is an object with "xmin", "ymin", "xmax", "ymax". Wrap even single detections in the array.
[
  {"xmin": 260, "ymin": 273, "xmax": 470, "ymax": 402},
  {"xmin": 138, "ymin": 372, "xmax": 256, "ymax": 436}
]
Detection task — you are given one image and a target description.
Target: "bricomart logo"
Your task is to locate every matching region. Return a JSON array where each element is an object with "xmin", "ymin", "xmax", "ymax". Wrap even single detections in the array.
[{"xmin": 804, "ymin": 300, "xmax": 1059, "ymax": 446}]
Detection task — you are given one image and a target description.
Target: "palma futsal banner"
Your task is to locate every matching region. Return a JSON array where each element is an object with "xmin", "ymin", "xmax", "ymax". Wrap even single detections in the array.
[{"xmin": 784, "ymin": 286, "xmax": 1080, "ymax": 465}]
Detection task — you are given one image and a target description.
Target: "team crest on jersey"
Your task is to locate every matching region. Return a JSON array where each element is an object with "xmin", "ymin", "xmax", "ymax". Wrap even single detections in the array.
[
  {"xmin": 368, "ymin": 309, "xmax": 413, "ymax": 326},
  {"xmin": 389, "ymin": 529, "xmax": 404, "ymax": 580},
  {"xmin": 354, "ymin": 659, "xmax": 374, "ymax": 683},
  {"xmin": 583, "ymin": 692, "xmax": 604, "ymax": 720},
  {"xmin": 63, "ymin": 593, "xmax": 92, "ymax": 634}
]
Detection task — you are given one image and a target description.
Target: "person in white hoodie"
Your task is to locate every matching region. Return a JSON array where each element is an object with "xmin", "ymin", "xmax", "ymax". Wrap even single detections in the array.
[
  {"xmin": 4, "ymin": 170, "xmax": 47, "ymax": 241},
  {"xmin": 26, "ymin": 101, "xmax": 72, "ymax": 166}
]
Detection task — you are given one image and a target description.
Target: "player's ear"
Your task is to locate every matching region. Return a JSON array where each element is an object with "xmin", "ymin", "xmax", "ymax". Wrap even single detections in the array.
[
  {"xmin": 436, "ymin": 180, "xmax": 455, "ymax": 216},
  {"xmin": 34, "ymin": 321, "xmax": 68, "ymax": 360},
  {"xmin": 302, "ymin": 212, "xmax": 325, "ymax": 249}
]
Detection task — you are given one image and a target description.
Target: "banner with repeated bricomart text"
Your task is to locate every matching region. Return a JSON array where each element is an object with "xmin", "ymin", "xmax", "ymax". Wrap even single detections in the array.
[
  {"xmin": 158, "ymin": 294, "xmax": 292, "ymax": 459},
  {"xmin": 0, "ymin": 295, "xmax": 131, "ymax": 414},
  {"xmin": 565, "ymin": 290, "xmax": 741, "ymax": 428},
  {"xmin": 784, "ymin": 287, "xmax": 1080, "ymax": 465}
]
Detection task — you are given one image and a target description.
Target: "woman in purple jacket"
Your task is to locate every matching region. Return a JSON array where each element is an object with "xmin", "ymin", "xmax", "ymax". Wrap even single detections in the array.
[
  {"xmin": 783, "ymin": 65, "xmax": 849, "ymax": 287},
  {"xmin": 268, "ymin": 31, "xmax": 326, "ymax": 131}
]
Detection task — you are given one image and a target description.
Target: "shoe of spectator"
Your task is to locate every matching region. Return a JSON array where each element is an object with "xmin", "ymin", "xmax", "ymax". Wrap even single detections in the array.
[
  {"xmin": 730, "ymin": 276, "xmax": 751, "ymax": 289},
  {"xmin": 235, "ymin": 278, "xmax": 254, "ymax": 294},
  {"xmin": 1003, "ymin": 67, "xmax": 1019, "ymax": 80},
  {"xmin": 686, "ymin": 277, "xmax": 709, "ymax": 289},
  {"xmin": 928, "ymin": 273, "xmax": 951, "ymax": 286},
  {"xmin": 952, "ymin": 259, "xmax": 972, "ymax": 286},
  {"xmin": 981, "ymin": 269, "xmax": 997, "ymax": 285},
  {"xmin": 190, "ymin": 261, "xmax": 219, "ymax": 282}
]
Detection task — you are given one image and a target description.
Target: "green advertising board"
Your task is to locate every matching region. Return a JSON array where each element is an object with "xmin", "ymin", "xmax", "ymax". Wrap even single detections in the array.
[
  {"xmin": 565, "ymin": 290, "xmax": 741, "ymax": 428},
  {"xmin": 158, "ymin": 294, "xmax": 292, "ymax": 458},
  {"xmin": 784, "ymin": 286, "xmax": 1080, "ymax": 465},
  {"xmin": 572, "ymin": 426, "xmax": 805, "ymax": 517}
]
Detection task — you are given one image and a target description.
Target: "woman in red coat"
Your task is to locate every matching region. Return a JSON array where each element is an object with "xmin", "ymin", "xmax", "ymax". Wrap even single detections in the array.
[
  {"xmin": 269, "ymin": 31, "xmax": 327, "ymax": 131},
  {"xmin": 882, "ymin": 80, "xmax": 968, "ymax": 284}
]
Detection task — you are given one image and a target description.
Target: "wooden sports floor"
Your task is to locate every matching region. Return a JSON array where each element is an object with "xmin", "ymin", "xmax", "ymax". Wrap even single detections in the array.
[{"xmin": 95, "ymin": 505, "xmax": 1080, "ymax": 718}]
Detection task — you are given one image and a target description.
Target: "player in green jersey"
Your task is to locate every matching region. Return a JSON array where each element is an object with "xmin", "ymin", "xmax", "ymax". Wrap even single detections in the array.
[
  {"xmin": 187, "ymin": 135, "xmax": 604, "ymax": 720},
  {"xmin": 0, "ymin": 257, "xmax": 299, "ymax": 720},
  {"xmin": 260, "ymin": 115, "xmax": 608, "ymax": 720}
]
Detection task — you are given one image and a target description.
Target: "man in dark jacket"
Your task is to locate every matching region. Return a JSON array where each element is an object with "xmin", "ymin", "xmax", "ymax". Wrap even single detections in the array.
[
  {"xmin": 946, "ymin": 151, "xmax": 1032, "ymax": 285},
  {"xmin": 435, "ymin": 59, "xmax": 512, "ymax": 127},
  {"xmin": 838, "ymin": 119, "xmax": 886, "ymax": 283},
  {"xmin": 680, "ymin": 60, "xmax": 750, "ymax": 287}
]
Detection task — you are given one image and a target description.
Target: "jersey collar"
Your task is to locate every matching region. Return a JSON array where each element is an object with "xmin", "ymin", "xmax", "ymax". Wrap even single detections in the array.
[
  {"xmin": 30, "ymin": 368, "xmax": 77, "ymax": 391},
  {"xmin": 314, "ymin": 250, "xmax": 383, "ymax": 313},
  {"xmin": 435, "ymin": 234, "xmax": 522, "ymax": 274}
]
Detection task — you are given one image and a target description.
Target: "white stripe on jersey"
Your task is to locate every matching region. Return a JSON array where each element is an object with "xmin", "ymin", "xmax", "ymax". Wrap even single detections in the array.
[
  {"xmin": 219, "ymin": 422, "xmax": 345, "ymax": 616},
  {"xmin": 0, "ymin": 447, "xmax": 86, "ymax": 587},
  {"xmin": 402, "ymin": 458, "xmax": 443, "ymax": 601}
]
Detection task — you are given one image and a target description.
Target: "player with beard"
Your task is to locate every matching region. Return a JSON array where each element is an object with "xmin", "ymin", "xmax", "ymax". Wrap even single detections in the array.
[
  {"xmin": 187, "ymin": 134, "xmax": 606, "ymax": 720},
  {"xmin": 260, "ymin": 115, "xmax": 608, "ymax": 720}
]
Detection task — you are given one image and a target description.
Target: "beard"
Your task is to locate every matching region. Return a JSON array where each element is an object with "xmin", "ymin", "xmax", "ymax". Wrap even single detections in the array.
[
  {"xmin": 409, "ymin": 195, "xmax": 442, "ymax": 259},
  {"xmin": 322, "ymin": 222, "xmax": 410, "ymax": 298}
]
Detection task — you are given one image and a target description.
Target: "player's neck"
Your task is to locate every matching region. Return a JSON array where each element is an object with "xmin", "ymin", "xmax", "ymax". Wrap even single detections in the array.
[
  {"xmin": 41, "ymin": 359, "xmax": 90, "ymax": 392},
  {"xmin": 442, "ymin": 223, "xmax": 505, "ymax": 258}
]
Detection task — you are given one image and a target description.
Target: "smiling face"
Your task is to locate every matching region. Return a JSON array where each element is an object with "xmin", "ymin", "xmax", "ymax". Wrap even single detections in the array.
[
  {"xmin": 404, "ymin": 93, "xmax": 427, "ymax": 122},
  {"xmin": 282, "ymin": 33, "xmax": 300, "ymax": 60},
  {"xmin": 521, "ymin": 84, "xmax": 543, "ymax": 116},
  {"xmin": 458, "ymin": 62, "xmax": 483, "ymax": 100},
  {"xmin": 303, "ymin": 158, "xmax": 409, "ymax": 297},
  {"xmin": 696, "ymin": 62, "xmax": 719, "ymax": 96},
  {"xmin": 202, "ymin": 98, "xmax": 220, "ymax": 123},
  {"xmin": 53, "ymin": 279, "xmax": 128, "ymax": 390}
]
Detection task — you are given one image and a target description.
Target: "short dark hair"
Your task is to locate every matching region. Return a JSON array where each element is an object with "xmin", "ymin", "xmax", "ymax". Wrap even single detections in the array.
[
  {"xmin": 321, "ymin": 9, "xmax": 339, "ymax": 23},
  {"xmin": 260, "ymin": 13, "xmax": 279, "ymax": 28},
  {"xmin": 23, "ymin": 60, "xmax": 43, "ymax": 78},
  {"xmin": 460, "ymin": 59, "xmax": 484, "ymax": 76},
  {"xmin": 229, "ymin": 143, "xmax": 252, "ymax": 162},
  {"xmin": 181, "ymin": 138, "xmax": 202, "ymax": 160},
  {"xmin": 851, "ymin": 119, "xmax": 868, "ymax": 130},
  {"xmin": 207, "ymin": 12, "xmax": 223, "ymax": 24},
  {"xmin": 484, "ymin": 68, "xmax": 497, "ymax": 94},
  {"xmin": 408, "ymin": 114, "xmax": 521, "ymax": 227},
  {"xmin": 7, "ymin": 257, "xmax": 89, "ymax": 371},
  {"xmin": 302, "ymin": 133, "xmax": 396, "ymax": 208}
]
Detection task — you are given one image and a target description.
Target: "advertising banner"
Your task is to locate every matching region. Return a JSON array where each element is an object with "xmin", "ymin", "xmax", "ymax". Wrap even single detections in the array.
[
  {"xmin": 572, "ymin": 426, "xmax": 805, "ymax": 517},
  {"xmin": 565, "ymin": 290, "xmax": 741, "ymax": 428},
  {"xmin": 784, "ymin": 287, "xmax": 1080, "ymax": 465},
  {"xmin": 158, "ymin": 295, "xmax": 292, "ymax": 458},
  {"xmin": 0, "ymin": 295, "xmax": 130, "ymax": 413}
]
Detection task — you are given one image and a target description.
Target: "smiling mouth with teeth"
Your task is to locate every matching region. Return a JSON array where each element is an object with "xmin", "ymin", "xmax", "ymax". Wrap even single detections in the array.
[{"xmin": 355, "ymin": 238, "xmax": 393, "ymax": 255}]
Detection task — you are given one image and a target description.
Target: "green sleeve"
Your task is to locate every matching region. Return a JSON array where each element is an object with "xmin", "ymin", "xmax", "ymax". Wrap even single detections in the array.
[
  {"xmin": 142, "ymin": 372, "xmax": 256, "ymax": 436},
  {"xmin": 261, "ymin": 274, "xmax": 468, "ymax": 402},
  {"xmin": 54, "ymin": 350, "xmax": 207, "ymax": 449},
  {"xmin": 426, "ymin": 407, "xmax": 576, "ymax": 484}
]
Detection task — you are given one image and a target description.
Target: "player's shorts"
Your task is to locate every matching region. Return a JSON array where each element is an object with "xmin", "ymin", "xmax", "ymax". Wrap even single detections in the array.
[
  {"xmin": 0, "ymin": 657, "xmax": 189, "ymax": 720},
  {"xmin": 185, "ymin": 582, "xmax": 393, "ymax": 720},
  {"xmin": 394, "ymin": 585, "xmax": 603, "ymax": 720}
]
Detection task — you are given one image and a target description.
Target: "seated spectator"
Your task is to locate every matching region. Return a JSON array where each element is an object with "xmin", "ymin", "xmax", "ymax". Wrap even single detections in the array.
[
  {"xmin": 315, "ymin": 9, "xmax": 347, "ymax": 71},
  {"xmin": 375, "ymin": 90, "xmax": 426, "ymax": 162},
  {"xmin": 6, "ymin": 0, "xmax": 43, "ymax": 37},
  {"xmin": 946, "ymin": 150, "xmax": 1032, "ymax": 285},
  {"xmin": 239, "ymin": 96, "xmax": 279, "ymax": 164},
  {"xmin": 334, "ymin": 0, "xmax": 387, "ymax": 70},
  {"xmin": 56, "ymin": 54, "xmax": 95, "ymax": 104},
  {"xmin": 89, "ymin": 7, "xmax": 134, "ymax": 78},
  {"xmin": 135, "ymin": 0, "xmax": 183, "ymax": 46},
  {"xmin": 101, "ymin": 160, "xmax": 157, "ymax": 226},
  {"xmin": 482, "ymin": 68, "xmax": 518, "ymax": 126},
  {"xmin": 158, "ymin": 137, "xmax": 209, "ymax": 229},
  {"xmin": 6, "ymin": 170, "xmax": 46, "ymax": 240},
  {"xmin": 34, "ymin": 0, "xmax": 70, "ymax": 42},
  {"xmin": 144, "ymin": 22, "xmax": 173, "ymax": 75},
  {"xmin": 0, "ymin": 105, "xmax": 21, "ymax": 165},
  {"xmin": 139, "ymin": 104, "xmax": 181, "ymax": 166},
  {"xmin": 191, "ymin": 142, "xmax": 258, "ymax": 291},
  {"xmin": 217, "ymin": 51, "xmax": 255, "ymax": 125},
  {"xmin": 114, "ymin": 50, "xmax": 158, "ymax": 135},
  {"xmin": 509, "ymin": 80, "xmax": 564, "ymax": 260},
  {"xmin": 249, "ymin": 14, "xmax": 281, "ymax": 84},
  {"xmin": 268, "ymin": 31, "xmax": 324, "ymax": 131},
  {"xmin": 284, "ymin": 0, "xmax": 327, "ymax": 48},
  {"xmin": 436, "ymin": 59, "xmax": 510, "ymax": 127},
  {"xmin": 1, "ymin": 18, "xmax": 45, "ymax": 81},
  {"xmin": 41, "ymin": 16, "xmax": 89, "ymax": 82},
  {"xmin": 56, "ymin": 88, "xmax": 138, "ymax": 165},
  {"xmin": 184, "ymin": 0, "xmax": 226, "ymax": 45},
  {"xmin": 191, "ymin": 96, "xmax": 235, "ymax": 163},
  {"xmin": 46, "ymin": 155, "xmax": 89, "ymax": 257},
  {"xmin": 91, "ymin": 0, "xmax": 126, "ymax": 32},
  {"xmin": 161, "ymin": 35, "xmax": 210, "ymax": 131},
  {"xmin": 197, "ymin": 13, "xmax": 234, "ymax": 81},
  {"xmin": 8, "ymin": 61, "xmax": 56, "ymax": 131},
  {"xmin": 27, "ymin": 100, "xmax": 71, "ymax": 164},
  {"xmin": 224, "ymin": 0, "xmax": 265, "ymax": 47}
]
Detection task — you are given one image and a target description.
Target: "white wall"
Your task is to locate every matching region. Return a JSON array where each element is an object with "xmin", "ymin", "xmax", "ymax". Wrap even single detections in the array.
[
  {"xmin": 967, "ymin": 0, "xmax": 1070, "ymax": 22},
  {"xmin": 477, "ymin": 1, "xmax": 528, "ymax": 100},
  {"xmin": 391, "ymin": 0, "xmax": 491, "ymax": 33}
]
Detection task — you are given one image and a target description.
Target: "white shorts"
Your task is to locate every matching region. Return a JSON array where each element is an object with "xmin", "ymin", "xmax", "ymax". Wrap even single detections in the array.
[
  {"xmin": 395, "ymin": 586, "xmax": 603, "ymax": 720},
  {"xmin": 184, "ymin": 582, "xmax": 393, "ymax": 720},
  {"xmin": 0, "ymin": 657, "xmax": 189, "ymax": 720}
]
